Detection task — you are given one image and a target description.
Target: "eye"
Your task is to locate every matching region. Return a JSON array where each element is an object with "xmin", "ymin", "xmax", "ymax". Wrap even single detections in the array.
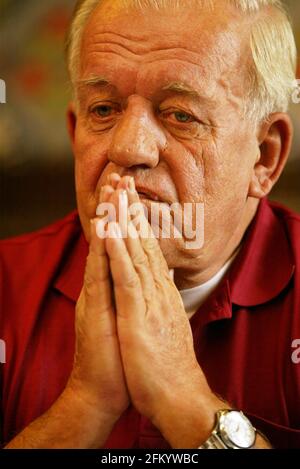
[
  {"xmin": 160, "ymin": 108, "xmax": 196, "ymax": 125},
  {"xmin": 93, "ymin": 105, "xmax": 114, "ymax": 118},
  {"xmin": 173, "ymin": 111, "xmax": 194, "ymax": 123}
]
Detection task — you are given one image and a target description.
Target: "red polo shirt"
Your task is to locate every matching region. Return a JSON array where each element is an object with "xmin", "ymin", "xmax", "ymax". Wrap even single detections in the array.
[{"xmin": 0, "ymin": 198, "xmax": 300, "ymax": 448}]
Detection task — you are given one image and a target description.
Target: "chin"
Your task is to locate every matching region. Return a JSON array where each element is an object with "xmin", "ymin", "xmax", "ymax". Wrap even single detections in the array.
[
  {"xmin": 158, "ymin": 235, "xmax": 205, "ymax": 271},
  {"xmin": 156, "ymin": 238, "xmax": 173, "ymax": 267},
  {"xmin": 157, "ymin": 237, "xmax": 187, "ymax": 269}
]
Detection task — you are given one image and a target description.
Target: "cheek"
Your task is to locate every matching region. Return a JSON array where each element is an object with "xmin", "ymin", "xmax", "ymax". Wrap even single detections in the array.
[
  {"xmin": 202, "ymin": 137, "xmax": 256, "ymax": 232},
  {"xmin": 74, "ymin": 124, "xmax": 110, "ymax": 193},
  {"xmin": 163, "ymin": 139, "xmax": 206, "ymax": 203},
  {"xmin": 169, "ymin": 133, "xmax": 254, "ymax": 231},
  {"xmin": 203, "ymin": 133, "xmax": 255, "ymax": 202}
]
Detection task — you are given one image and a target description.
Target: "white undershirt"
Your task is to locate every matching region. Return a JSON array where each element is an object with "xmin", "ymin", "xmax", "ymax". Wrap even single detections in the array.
[{"xmin": 178, "ymin": 251, "xmax": 239, "ymax": 319}]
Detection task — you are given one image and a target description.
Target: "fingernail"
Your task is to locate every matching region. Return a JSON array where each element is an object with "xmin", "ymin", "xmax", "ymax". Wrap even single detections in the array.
[
  {"xmin": 128, "ymin": 177, "xmax": 136, "ymax": 193},
  {"xmin": 95, "ymin": 218, "xmax": 106, "ymax": 239},
  {"xmin": 120, "ymin": 190, "xmax": 128, "ymax": 206}
]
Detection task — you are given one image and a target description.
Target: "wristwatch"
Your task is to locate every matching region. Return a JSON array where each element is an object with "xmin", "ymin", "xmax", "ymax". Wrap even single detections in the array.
[{"xmin": 199, "ymin": 409, "xmax": 257, "ymax": 449}]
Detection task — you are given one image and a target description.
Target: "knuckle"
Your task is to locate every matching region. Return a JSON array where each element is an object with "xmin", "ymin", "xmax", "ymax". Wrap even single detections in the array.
[
  {"xmin": 122, "ymin": 275, "xmax": 139, "ymax": 290},
  {"xmin": 84, "ymin": 271, "xmax": 94, "ymax": 289},
  {"xmin": 86, "ymin": 252, "xmax": 109, "ymax": 281},
  {"xmin": 131, "ymin": 252, "xmax": 148, "ymax": 269},
  {"xmin": 143, "ymin": 236, "xmax": 158, "ymax": 251},
  {"xmin": 83, "ymin": 272, "xmax": 99, "ymax": 297}
]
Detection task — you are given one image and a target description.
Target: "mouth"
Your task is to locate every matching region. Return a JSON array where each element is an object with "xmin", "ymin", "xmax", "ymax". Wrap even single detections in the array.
[{"xmin": 136, "ymin": 187, "xmax": 162, "ymax": 202}]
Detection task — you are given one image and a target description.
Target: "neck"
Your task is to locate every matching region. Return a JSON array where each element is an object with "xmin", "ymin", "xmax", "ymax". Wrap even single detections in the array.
[{"xmin": 174, "ymin": 198, "xmax": 259, "ymax": 290}]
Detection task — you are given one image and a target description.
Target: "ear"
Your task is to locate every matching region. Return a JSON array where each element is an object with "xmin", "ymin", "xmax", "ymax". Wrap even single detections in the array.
[
  {"xmin": 66, "ymin": 101, "xmax": 77, "ymax": 148},
  {"xmin": 248, "ymin": 113, "xmax": 293, "ymax": 199}
]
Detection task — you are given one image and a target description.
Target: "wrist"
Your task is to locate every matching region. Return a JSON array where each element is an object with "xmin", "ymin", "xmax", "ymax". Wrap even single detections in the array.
[
  {"xmin": 61, "ymin": 383, "xmax": 121, "ymax": 448},
  {"xmin": 152, "ymin": 384, "xmax": 229, "ymax": 449},
  {"xmin": 66, "ymin": 376, "xmax": 125, "ymax": 424}
]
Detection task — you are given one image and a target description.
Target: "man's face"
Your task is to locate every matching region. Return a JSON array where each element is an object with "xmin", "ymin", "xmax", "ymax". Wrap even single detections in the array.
[{"xmin": 69, "ymin": 0, "xmax": 260, "ymax": 278}]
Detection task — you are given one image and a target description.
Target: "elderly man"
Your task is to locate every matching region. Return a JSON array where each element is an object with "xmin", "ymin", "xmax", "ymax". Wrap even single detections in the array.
[{"xmin": 0, "ymin": 0, "xmax": 299, "ymax": 449}]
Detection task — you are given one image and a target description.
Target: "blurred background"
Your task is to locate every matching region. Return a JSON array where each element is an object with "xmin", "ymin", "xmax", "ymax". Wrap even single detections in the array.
[{"xmin": 0, "ymin": 0, "xmax": 299, "ymax": 238}]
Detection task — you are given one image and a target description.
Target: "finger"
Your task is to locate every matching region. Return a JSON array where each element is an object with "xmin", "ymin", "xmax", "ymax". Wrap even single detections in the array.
[
  {"xmin": 105, "ymin": 187, "xmax": 138, "ymax": 236},
  {"xmin": 100, "ymin": 185, "xmax": 114, "ymax": 205},
  {"xmin": 116, "ymin": 176, "xmax": 150, "ymax": 234},
  {"xmin": 107, "ymin": 172, "xmax": 121, "ymax": 189},
  {"xmin": 83, "ymin": 219, "xmax": 114, "ymax": 317},
  {"xmin": 96, "ymin": 185, "xmax": 114, "ymax": 218},
  {"xmin": 118, "ymin": 192, "xmax": 157, "ymax": 302},
  {"xmin": 96, "ymin": 184, "xmax": 118, "ymax": 243},
  {"xmin": 126, "ymin": 177, "xmax": 170, "ymax": 276},
  {"xmin": 105, "ymin": 222, "xmax": 146, "ymax": 321},
  {"xmin": 110, "ymin": 179, "xmax": 178, "ymax": 315},
  {"xmin": 105, "ymin": 185, "xmax": 157, "ymax": 306}
]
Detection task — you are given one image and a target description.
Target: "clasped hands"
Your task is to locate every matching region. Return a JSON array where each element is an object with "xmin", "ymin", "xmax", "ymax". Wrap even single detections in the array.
[{"xmin": 68, "ymin": 173, "xmax": 224, "ymax": 448}]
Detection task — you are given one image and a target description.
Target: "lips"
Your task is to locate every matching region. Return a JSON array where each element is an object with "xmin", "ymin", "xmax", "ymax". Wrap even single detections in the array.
[{"xmin": 136, "ymin": 187, "xmax": 161, "ymax": 202}]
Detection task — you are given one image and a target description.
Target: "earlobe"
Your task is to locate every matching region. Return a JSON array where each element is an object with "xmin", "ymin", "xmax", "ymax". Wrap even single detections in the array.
[
  {"xmin": 248, "ymin": 113, "xmax": 293, "ymax": 200},
  {"xmin": 66, "ymin": 102, "xmax": 77, "ymax": 146},
  {"xmin": 248, "ymin": 163, "xmax": 273, "ymax": 198}
]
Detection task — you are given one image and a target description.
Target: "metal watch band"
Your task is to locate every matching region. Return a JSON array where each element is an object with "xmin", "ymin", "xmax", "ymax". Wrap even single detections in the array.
[{"xmin": 200, "ymin": 432, "xmax": 228, "ymax": 449}]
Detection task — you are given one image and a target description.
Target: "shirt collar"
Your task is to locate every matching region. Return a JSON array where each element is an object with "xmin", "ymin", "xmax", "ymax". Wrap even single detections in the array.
[
  {"xmin": 180, "ymin": 249, "xmax": 239, "ymax": 316},
  {"xmin": 54, "ymin": 228, "xmax": 88, "ymax": 302},
  {"xmin": 191, "ymin": 198, "xmax": 295, "ymax": 330},
  {"xmin": 229, "ymin": 197, "xmax": 295, "ymax": 307}
]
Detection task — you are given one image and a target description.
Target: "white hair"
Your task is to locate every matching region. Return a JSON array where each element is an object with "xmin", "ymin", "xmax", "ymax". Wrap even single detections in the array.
[{"xmin": 65, "ymin": 0, "xmax": 297, "ymax": 123}]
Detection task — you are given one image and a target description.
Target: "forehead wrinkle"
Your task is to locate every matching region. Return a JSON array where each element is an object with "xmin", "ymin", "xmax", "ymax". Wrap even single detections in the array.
[
  {"xmin": 81, "ymin": 31, "xmax": 242, "ymax": 95},
  {"xmin": 83, "ymin": 4, "xmax": 243, "ymax": 57},
  {"xmin": 85, "ymin": 31, "xmax": 152, "ymax": 56},
  {"xmin": 83, "ymin": 40, "xmax": 217, "ymax": 68},
  {"xmin": 85, "ymin": 31, "xmax": 224, "ymax": 60},
  {"xmin": 81, "ymin": 10, "xmax": 245, "ymax": 86}
]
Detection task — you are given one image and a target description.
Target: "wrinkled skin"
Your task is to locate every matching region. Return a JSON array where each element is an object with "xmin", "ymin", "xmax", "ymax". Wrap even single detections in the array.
[
  {"xmin": 65, "ymin": 0, "xmax": 292, "ymax": 448},
  {"xmin": 5, "ymin": 0, "xmax": 292, "ymax": 450},
  {"xmin": 68, "ymin": 1, "xmax": 287, "ymax": 289}
]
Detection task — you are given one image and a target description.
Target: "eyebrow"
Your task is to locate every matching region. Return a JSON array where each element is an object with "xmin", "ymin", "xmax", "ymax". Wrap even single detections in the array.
[
  {"xmin": 76, "ymin": 76, "xmax": 216, "ymax": 106},
  {"xmin": 76, "ymin": 76, "xmax": 110, "ymax": 88},
  {"xmin": 161, "ymin": 82, "xmax": 202, "ymax": 99},
  {"xmin": 162, "ymin": 81, "xmax": 218, "ymax": 108}
]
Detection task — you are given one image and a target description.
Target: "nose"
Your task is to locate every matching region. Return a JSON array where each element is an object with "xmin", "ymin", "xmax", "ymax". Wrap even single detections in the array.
[{"xmin": 108, "ymin": 96, "xmax": 167, "ymax": 168}]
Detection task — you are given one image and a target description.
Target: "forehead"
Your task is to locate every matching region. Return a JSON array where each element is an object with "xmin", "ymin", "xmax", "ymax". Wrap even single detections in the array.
[{"xmin": 79, "ymin": 1, "xmax": 249, "ymax": 99}]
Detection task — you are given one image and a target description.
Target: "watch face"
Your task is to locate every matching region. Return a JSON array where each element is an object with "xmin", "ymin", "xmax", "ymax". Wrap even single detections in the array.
[{"xmin": 220, "ymin": 411, "xmax": 256, "ymax": 448}]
